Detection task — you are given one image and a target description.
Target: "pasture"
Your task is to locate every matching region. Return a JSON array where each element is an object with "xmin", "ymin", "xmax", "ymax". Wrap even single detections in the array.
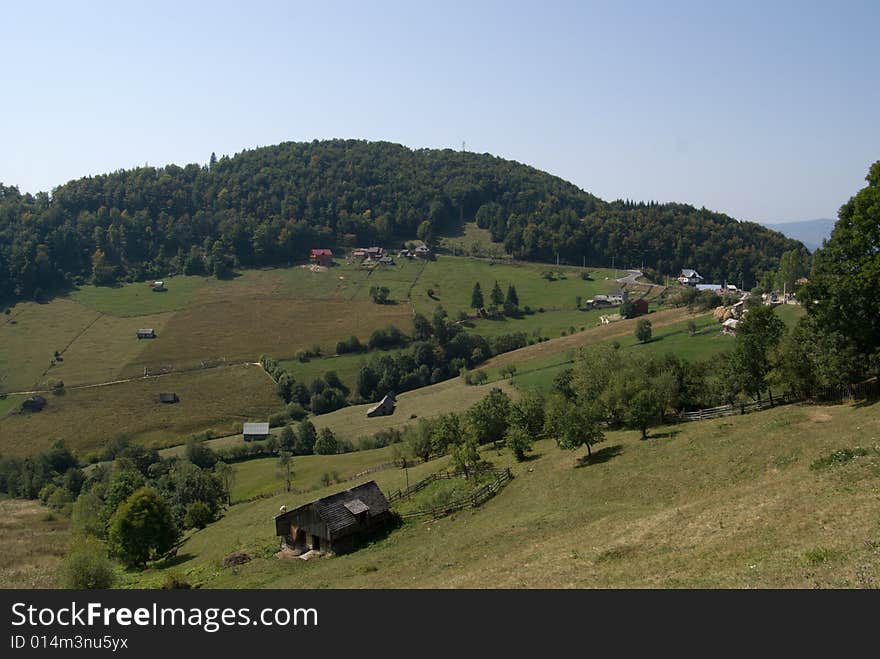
[
  {"xmin": 0, "ymin": 499, "xmax": 69, "ymax": 589},
  {"xmin": 0, "ymin": 364, "xmax": 279, "ymax": 458},
  {"xmin": 124, "ymin": 400, "xmax": 880, "ymax": 589}
]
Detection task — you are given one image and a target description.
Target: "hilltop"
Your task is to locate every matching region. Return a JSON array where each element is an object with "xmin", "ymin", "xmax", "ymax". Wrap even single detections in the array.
[{"xmin": 0, "ymin": 139, "xmax": 802, "ymax": 303}]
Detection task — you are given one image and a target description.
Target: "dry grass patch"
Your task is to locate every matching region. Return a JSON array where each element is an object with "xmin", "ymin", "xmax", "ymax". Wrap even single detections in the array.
[
  {"xmin": 0, "ymin": 499, "xmax": 70, "ymax": 589},
  {"xmin": 130, "ymin": 298, "xmax": 413, "ymax": 373},
  {"xmin": 0, "ymin": 364, "xmax": 279, "ymax": 457}
]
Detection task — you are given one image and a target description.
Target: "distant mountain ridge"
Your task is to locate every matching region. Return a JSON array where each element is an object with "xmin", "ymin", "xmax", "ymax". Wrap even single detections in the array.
[{"xmin": 762, "ymin": 219, "xmax": 835, "ymax": 252}]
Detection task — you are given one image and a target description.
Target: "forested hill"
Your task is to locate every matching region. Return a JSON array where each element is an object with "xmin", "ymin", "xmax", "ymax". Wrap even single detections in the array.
[{"xmin": 0, "ymin": 139, "xmax": 802, "ymax": 301}]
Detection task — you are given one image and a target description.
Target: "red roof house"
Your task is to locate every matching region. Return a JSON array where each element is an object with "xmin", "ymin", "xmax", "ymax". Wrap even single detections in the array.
[{"xmin": 309, "ymin": 249, "xmax": 333, "ymax": 266}]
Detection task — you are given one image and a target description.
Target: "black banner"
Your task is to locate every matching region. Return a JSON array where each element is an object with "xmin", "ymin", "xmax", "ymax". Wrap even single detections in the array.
[{"xmin": 0, "ymin": 589, "xmax": 874, "ymax": 656}]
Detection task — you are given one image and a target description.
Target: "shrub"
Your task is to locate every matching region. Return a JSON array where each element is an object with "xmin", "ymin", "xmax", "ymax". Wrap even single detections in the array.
[
  {"xmin": 183, "ymin": 501, "xmax": 213, "ymax": 530},
  {"xmin": 107, "ymin": 487, "xmax": 178, "ymax": 568},
  {"xmin": 63, "ymin": 537, "xmax": 115, "ymax": 589},
  {"xmin": 160, "ymin": 572, "xmax": 192, "ymax": 589}
]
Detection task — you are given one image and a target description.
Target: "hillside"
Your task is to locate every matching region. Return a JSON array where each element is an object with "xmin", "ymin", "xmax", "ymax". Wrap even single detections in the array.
[
  {"xmin": 0, "ymin": 139, "xmax": 802, "ymax": 303},
  {"xmin": 121, "ymin": 400, "xmax": 880, "ymax": 588},
  {"xmin": 763, "ymin": 219, "xmax": 835, "ymax": 251}
]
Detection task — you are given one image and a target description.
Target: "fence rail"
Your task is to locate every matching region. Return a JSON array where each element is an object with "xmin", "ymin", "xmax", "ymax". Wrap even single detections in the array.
[
  {"xmin": 679, "ymin": 380, "xmax": 878, "ymax": 423},
  {"xmin": 388, "ymin": 467, "xmax": 513, "ymax": 519}
]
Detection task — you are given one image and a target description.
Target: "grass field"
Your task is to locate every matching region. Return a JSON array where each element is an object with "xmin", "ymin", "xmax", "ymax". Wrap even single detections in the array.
[
  {"xmin": 123, "ymin": 399, "xmax": 880, "ymax": 588},
  {"xmin": 0, "ymin": 395, "xmax": 21, "ymax": 418},
  {"xmin": 310, "ymin": 378, "xmax": 518, "ymax": 444},
  {"xmin": 69, "ymin": 275, "xmax": 205, "ymax": 316},
  {"xmin": 0, "ymin": 299, "xmax": 101, "ymax": 392},
  {"xmin": 0, "ymin": 364, "xmax": 280, "ymax": 458},
  {"xmin": 0, "ymin": 499, "xmax": 69, "ymax": 589}
]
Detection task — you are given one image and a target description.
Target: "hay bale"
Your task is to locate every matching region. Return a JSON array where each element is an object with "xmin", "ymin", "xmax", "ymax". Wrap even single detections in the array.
[{"xmin": 222, "ymin": 551, "xmax": 251, "ymax": 568}]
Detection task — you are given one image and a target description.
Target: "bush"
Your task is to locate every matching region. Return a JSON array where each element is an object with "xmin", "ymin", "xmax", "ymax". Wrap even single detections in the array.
[
  {"xmin": 183, "ymin": 501, "xmax": 213, "ymax": 530},
  {"xmin": 107, "ymin": 487, "xmax": 178, "ymax": 568},
  {"xmin": 63, "ymin": 537, "xmax": 115, "ymax": 589},
  {"xmin": 160, "ymin": 572, "xmax": 192, "ymax": 589}
]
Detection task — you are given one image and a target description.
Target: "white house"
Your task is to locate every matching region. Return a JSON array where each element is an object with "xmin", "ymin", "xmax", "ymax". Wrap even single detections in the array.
[{"xmin": 678, "ymin": 268, "xmax": 704, "ymax": 285}]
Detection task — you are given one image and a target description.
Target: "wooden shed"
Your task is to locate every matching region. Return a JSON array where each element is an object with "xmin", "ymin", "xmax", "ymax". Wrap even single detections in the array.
[
  {"xmin": 159, "ymin": 392, "xmax": 179, "ymax": 404},
  {"xmin": 137, "ymin": 328, "xmax": 156, "ymax": 339},
  {"xmin": 367, "ymin": 393, "xmax": 396, "ymax": 417},
  {"xmin": 274, "ymin": 480, "xmax": 392, "ymax": 555},
  {"xmin": 243, "ymin": 422, "xmax": 270, "ymax": 441}
]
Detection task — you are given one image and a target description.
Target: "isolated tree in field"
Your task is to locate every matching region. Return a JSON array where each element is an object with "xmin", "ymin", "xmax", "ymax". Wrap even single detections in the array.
[
  {"xmin": 504, "ymin": 425, "xmax": 533, "ymax": 462},
  {"xmin": 505, "ymin": 284, "xmax": 519, "ymax": 307},
  {"xmin": 294, "ymin": 420, "xmax": 318, "ymax": 455},
  {"xmin": 687, "ymin": 319, "xmax": 697, "ymax": 336},
  {"xmin": 214, "ymin": 461, "xmax": 235, "ymax": 506},
  {"xmin": 465, "ymin": 388, "xmax": 511, "ymax": 445},
  {"xmin": 314, "ymin": 427, "xmax": 339, "ymax": 455},
  {"xmin": 490, "ymin": 281, "xmax": 504, "ymax": 307},
  {"xmin": 635, "ymin": 318, "xmax": 653, "ymax": 343},
  {"xmin": 545, "ymin": 393, "xmax": 605, "ymax": 460},
  {"xmin": 405, "ymin": 419, "xmax": 434, "ymax": 463},
  {"xmin": 107, "ymin": 487, "xmax": 178, "ymax": 568},
  {"xmin": 627, "ymin": 388, "xmax": 658, "ymax": 440},
  {"xmin": 471, "ymin": 282, "xmax": 484, "ymax": 309},
  {"xmin": 369, "ymin": 285, "xmax": 390, "ymax": 304},
  {"xmin": 451, "ymin": 435, "xmax": 480, "ymax": 479},
  {"xmin": 277, "ymin": 451, "xmax": 294, "ymax": 492}
]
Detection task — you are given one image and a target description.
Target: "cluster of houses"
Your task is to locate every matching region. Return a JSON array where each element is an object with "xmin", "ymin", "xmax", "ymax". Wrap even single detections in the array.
[
  {"xmin": 584, "ymin": 289, "xmax": 650, "ymax": 318},
  {"xmin": 677, "ymin": 268, "xmax": 739, "ymax": 295}
]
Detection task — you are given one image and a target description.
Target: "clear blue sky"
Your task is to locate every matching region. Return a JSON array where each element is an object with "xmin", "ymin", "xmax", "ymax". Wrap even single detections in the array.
[{"xmin": 2, "ymin": 0, "xmax": 877, "ymax": 223}]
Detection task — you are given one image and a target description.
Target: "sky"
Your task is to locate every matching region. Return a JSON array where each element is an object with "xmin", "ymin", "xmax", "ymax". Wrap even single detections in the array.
[{"xmin": 1, "ymin": 0, "xmax": 878, "ymax": 223}]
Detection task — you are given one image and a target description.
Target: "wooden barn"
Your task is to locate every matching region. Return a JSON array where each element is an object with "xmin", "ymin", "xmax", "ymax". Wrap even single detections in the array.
[
  {"xmin": 21, "ymin": 395, "xmax": 47, "ymax": 412},
  {"xmin": 243, "ymin": 422, "xmax": 270, "ymax": 441},
  {"xmin": 309, "ymin": 249, "xmax": 333, "ymax": 266},
  {"xmin": 631, "ymin": 298, "xmax": 650, "ymax": 316},
  {"xmin": 159, "ymin": 392, "xmax": 179, "ymax": 404},
  {"xmin": 274, "ymin": 480, "xmax": 392, "ymax": 555},
  {"xmin": 367, "ymin": 393, "xmax": 396, "ymax": 417},
  {"xmin": 137, "ymin": 328, "xmax": 156, "ymax": 339}
]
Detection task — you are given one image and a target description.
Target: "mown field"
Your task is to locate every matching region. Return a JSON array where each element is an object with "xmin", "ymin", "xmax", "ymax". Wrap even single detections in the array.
[
  {"xmin": 0, "ymin": 364, "xmax": 279, "ymax": 457},
  {"xmin": 122, "ymin": 400, "xmax": 880, "ymax": 588},
  {"xmin": 0, "ymin": 498, "xmax": 69, "ymax": 589}
]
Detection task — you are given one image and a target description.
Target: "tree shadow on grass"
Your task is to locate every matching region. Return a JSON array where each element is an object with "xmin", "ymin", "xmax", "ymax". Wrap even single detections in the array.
[
  {"xmin": 853, "ymin": 398, "xmax": 878, "ymax": 410},
  {"xmin": 152, "ymin": 553, "xmax": 196, "ymax": 569},
  {"xmin": 576, "ymin": 444, "xmax": 623, "ymax": 468},
  {"xmin": 518, "ymin": 452, "xmax": 542, "ymax": 463},
  {"xmin": 649, "ymin": 429, "xmax": 682, "ymax": 440}
]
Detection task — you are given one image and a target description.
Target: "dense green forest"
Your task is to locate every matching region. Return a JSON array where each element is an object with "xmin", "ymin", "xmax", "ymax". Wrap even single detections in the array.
[{"xmin": 0, "ymin": 139, "xmax": 803, "ymax": 302}]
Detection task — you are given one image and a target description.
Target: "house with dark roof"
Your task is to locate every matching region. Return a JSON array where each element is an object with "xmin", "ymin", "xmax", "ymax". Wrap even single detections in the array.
[
  {"xmin": 309, "ymin": 249, "xmax": 333, "ymax": 266},
  {"xmin": 367, "ymin": 393, "xmax": 396, "ymax": 417},
  {"xmin": 274, "ymin": 480, "xmax": 392, "ymax": 554},
  {"xmin": 678, "ymin": 268, "xmax": 704, "ymax": 285}
]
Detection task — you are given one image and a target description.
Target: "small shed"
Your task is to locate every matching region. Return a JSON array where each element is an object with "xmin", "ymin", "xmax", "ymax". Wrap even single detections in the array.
[
  {"xmin": 722, "ymin": 318, "xmax": 740, "ymax": 335},
  {"xmin": 367, "ymin": 393, "xmax": 396, "ymax": 418},
  {"xmin": 274, "ymin": 480, "xmax": 392, "ymax": 555},
  {"xmin": 150, "ymin": 280, "xmax": 166, "ymax": 292},
  {"xmin": 243, "ymin": 422, "xmax": 270, "ymax": 441},
  {"xmin": 21, "ymin": 395, "xmax": 47, "ymax": 412},
  {"xmin": 137, "ymin": 328, "xmax": 156, "ymax": 339},
  {"xmin": 159, "ymin": 392, "xmax": 179, "ymax": 404},
  {"xmin": 309, "ymin": 249, "xmax": 333, "ymax": 267}
]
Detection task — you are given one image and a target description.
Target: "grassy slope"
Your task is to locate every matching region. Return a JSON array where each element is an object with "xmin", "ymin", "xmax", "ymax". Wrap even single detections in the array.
[
  {"xmin": 125, "ymin": 400, "xmax": 880, "ymax": 589},
  {"xmin": 0, "ymin": 364, "xmax": 279, "ymax": 457},
  {"xmin": 0, "ymin": 499, "xmax": 69, "ymax": 588}
]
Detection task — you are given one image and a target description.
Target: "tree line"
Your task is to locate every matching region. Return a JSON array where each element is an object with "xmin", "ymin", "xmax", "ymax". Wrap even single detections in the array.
[{"xmin": 0, "ymin": 139, "xmax": 802, "ymax": 303}]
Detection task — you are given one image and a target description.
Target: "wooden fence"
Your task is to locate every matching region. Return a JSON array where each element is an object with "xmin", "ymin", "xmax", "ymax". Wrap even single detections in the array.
[
  {"xmin": 679, "ymin": 380, "xmax": 878, "ymax": 423},
  {"xmin": 387, "ymin": 467, "xmax": 513, "ymax": 519}
]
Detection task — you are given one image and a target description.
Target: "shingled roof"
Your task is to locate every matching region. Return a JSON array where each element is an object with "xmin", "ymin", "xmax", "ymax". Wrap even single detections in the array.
[{"xmin": 275, "ymin": 480, "xmax": 390, "ymax": 538}]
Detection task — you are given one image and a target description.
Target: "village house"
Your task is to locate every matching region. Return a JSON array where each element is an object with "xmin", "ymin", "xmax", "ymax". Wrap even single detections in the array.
[
  {"xmin": 274, "ymin": 480, "xmax": 392, "ymax": 555},
  {"xmin": 309, "ymin": 248, "xmax": 333, "ymax": 267},
  {"xmin": 367, "ymin": 393, "xmax": 396, "ymax": 417},
  {"xmin": 21, "ymin": 395, "xmax": 47, "ymax": 412},
  {"xmin": 678, "ymin": 268, "xmax": 704, "ymax": 285},
  {"xmin": 137, "ymin": 328, "xmax": 156, "ymax": 339},
  {"xmin": 243, "ymin": 422, "xmax": 270, "ymax": 441},
  {"xmin": 158, "ymin": 392, "xmax": 179, "ymax": 404}
]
